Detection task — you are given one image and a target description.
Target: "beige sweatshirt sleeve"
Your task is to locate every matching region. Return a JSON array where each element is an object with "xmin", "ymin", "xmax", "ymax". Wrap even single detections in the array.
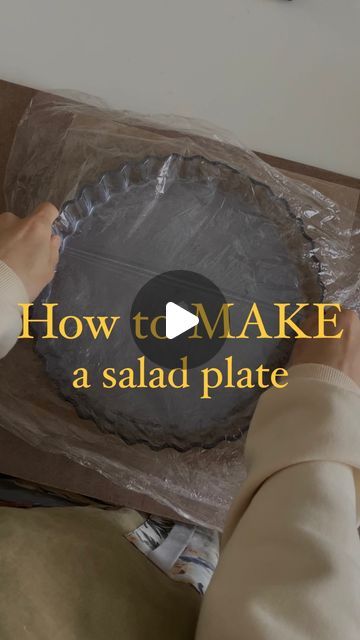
[
  {"xmin": 0, "ymin": 260, "xmax": 28, "ymax": 359},
  {"xmin": 196, "ymin": 364, "xmax": 360, "ymax": 640}
]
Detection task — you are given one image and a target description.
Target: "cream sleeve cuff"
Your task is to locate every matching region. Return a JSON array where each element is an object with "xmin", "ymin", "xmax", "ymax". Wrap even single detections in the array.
[
  {"xmin": 0, "ymin": 260, "xmax": 28, "ymax": 359},
  {"xmin": 223, "ymin": 359, "xmax": 360, "ymax": 542},
  {"xmin": 288, "ymin": 362, "xmax": 360, "ymax": 394}
]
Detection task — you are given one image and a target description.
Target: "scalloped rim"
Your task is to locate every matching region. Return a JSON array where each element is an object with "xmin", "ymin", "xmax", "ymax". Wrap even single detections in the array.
[{"xmin": 36, "ymin": 153, "xmax": 325, "ymax": 451}]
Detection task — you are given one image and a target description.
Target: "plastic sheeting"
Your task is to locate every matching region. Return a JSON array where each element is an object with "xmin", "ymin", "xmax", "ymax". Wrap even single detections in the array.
[{"xmin": 2, "ymin": 93, "xmax": 359, "ymax": 527}]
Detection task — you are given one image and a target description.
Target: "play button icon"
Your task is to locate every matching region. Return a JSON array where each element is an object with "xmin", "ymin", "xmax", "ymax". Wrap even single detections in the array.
[
  {"xmin": 130, "ymin": 269, "xmax": 227, "ymax": 369},
  {"xmin": 165, "ymin": 302, "xmax": 199, "ymax": 340}
]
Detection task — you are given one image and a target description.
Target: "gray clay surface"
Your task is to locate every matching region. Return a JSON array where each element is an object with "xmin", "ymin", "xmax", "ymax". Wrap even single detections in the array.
[{"xmin": 35, "ymin": 155, "xmax": 322, "ymax": 449}]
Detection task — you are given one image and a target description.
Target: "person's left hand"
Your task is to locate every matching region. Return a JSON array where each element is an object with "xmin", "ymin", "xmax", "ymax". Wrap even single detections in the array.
[{"xmin": 0, "ymin": 202, "xmax": 61, "ymax": 301}]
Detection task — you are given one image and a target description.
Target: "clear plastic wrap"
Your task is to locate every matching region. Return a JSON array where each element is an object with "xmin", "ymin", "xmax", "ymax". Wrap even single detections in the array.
[{"xmin": 1, "ymin": 93, "xmax": 359, "ymax": 529}]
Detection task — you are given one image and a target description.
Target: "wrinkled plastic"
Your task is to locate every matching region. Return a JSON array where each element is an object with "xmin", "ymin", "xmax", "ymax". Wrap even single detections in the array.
[
  {"xmin": 35, "ymin": 153, "xmax": 322, "ymax": 451},
  {"xmin": 2, "ymin": 93, "xmax": 359, "ymax": 528}
]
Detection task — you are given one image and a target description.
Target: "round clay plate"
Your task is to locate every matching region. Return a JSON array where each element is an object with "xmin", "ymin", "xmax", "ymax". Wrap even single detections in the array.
[{"xmin": 35, "ymin": 154, "xmax": 323, "ymax": 450}]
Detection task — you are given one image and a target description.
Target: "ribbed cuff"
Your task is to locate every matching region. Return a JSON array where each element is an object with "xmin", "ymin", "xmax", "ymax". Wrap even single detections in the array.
[
  {"xmin": 288, "ymin": 363, "xmax": 359, "ymax": 394},
  {"xmin": 0, "ymin": 260, "xmax": 28, "ymax": 309}
]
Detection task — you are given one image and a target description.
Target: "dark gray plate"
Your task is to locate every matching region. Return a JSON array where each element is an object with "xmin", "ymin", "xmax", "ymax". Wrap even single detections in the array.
[{"xmin": 35, "ymin": 154, "xmax": 323, "ymax": 450}]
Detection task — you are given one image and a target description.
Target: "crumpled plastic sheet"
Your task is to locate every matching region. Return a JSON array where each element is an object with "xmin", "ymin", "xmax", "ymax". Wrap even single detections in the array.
[{"xmin": 1, "ymin": 93, "xmax": 359, "ymax": 528}]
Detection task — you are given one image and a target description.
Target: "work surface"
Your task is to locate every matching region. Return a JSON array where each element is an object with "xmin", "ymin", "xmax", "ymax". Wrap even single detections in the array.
[{"xmin": 0, "ymin": 78, "xmax": 359, "ymax": 527}]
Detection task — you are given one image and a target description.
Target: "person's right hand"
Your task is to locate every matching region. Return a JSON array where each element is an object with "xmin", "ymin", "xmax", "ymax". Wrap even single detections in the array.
[
  {"xmin": 290, "ymin": 308, "xmax": 360, "ymax": 388},
  {"xmin": 0, "ymin": 202, "xmax": 60, "ymax": 302}
]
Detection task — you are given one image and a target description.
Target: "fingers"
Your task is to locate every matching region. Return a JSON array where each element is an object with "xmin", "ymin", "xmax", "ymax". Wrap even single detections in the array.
[
  {"xmin": 27, "ymin": 203, "xmax": 61, "ymax": 274},
  {"xmin": 50, "ymin": 234, "xmax": 61, "ymax": 270},
  {"xmin": 300, "ymin": 306, "xmax": 350, "ymax": 338},
  {"xmin": 0, "ymin": 211, "xmax": 18, "ymax": 228},
  {"xmin": 28, "ymin": 202, "xmax": 59, "ymax": 233},
  {"xmin": 337, "ymin": 308, "xmax": 359, "ymax": 327}
]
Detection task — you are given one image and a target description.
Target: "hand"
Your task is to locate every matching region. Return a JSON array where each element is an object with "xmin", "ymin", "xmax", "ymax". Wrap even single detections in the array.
[
  {"xmin": 290, "ymin": 308, "xmax": 360, "ymax": 387},
  {"xmin": 0, "ymin": 202, "xmax": 60, "ymax": 301}
]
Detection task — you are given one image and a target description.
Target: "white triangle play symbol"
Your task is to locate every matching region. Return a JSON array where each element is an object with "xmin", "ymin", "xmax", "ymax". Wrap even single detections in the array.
[{"xmin": 165, "ymin": 302, "xmax": 199, "ymax": 340}]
